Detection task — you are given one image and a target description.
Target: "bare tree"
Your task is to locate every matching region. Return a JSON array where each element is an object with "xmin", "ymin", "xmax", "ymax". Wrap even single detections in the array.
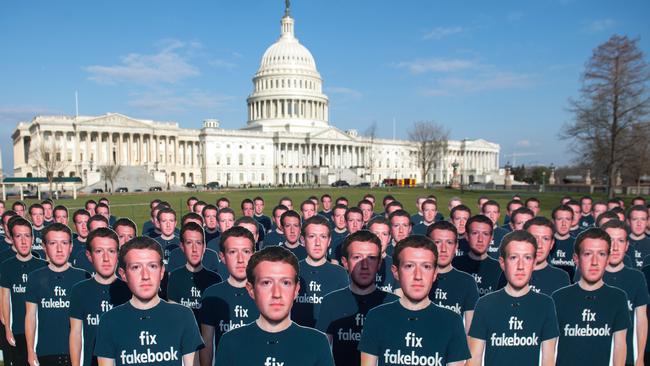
[
  {"xmin": 30, "ymin": 139, "xmax": 68, "ymax": 196},
  {"xmin": 364, "ymin": 121, "xmax": 378, "ymax": 183},
  {"xmin": 408, "ymin": 121, "xmax": 449, "ymax": 188},
  {"xmin": 561, "ymin": 35, "xmax": 650, "ymax": 197},
  {"xmin": 100, "ymin": 163, "xmax": 122, "ymax": 193}
]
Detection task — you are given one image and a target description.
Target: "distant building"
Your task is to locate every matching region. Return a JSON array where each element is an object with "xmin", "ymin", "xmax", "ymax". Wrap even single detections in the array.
[{"xmin": 12, "ymin": 5, "xmax": 500, "ymax": 188}]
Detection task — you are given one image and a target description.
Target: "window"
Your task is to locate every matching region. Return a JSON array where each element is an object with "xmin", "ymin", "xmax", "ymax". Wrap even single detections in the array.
[
  {"xmin": 239, "ymin": 154, "xmax": 244, "ymax": 166},
  {"xmin": 261, "ymin": 156, "xmax": 265, "ymax": 166},
  {"xmin": 227, "ymin": 156, "xmax": 231, "ymax": 166},
  {"xmin": 239, "ymin": 173, "xmax": 244, "ymax": 181}
]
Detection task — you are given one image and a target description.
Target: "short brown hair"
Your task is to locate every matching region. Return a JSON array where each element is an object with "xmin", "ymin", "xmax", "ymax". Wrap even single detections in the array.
[{"xmin": 246, "ymin": 246, "xmax": 299, "ymax": 285}]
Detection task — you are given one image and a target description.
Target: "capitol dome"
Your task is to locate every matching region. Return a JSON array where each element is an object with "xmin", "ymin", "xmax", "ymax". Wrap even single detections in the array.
[{"xmin": 244, "ymin": 5, "xmax": 330, "ymax": 133}]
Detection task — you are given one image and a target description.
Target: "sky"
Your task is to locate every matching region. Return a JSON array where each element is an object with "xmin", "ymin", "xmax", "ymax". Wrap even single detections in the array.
[{"xmin": 1, "ymin": 0, "xmax": 648, "ymax": 174}]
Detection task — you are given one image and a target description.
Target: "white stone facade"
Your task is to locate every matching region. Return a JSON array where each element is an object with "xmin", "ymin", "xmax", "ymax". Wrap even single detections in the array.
[{"xmin": 12, "ymin": 8, "xmax": 500, "ymax": 187}]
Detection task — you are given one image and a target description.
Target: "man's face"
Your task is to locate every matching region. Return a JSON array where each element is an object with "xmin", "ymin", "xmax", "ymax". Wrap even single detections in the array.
[
  {"xmin": 593, "ymin": 204, "xmax": 607, "ymax": 221},
  {"xmin": 527, "ymin": 225, "xmax": 554, "ymax": 265},
  {"xmin": 85, "ymin": 203, "xmax": 96, "ymax": 216},
  {"xmin": 430, "ymin": 229, "xmax": 457, "ymax": 268},
  {"xmin": 336, "ymin": 199, "xmax": 349, "ymax": 207},
  {"xmin": 628, "ymin": 210, "xmax": 649, "ymax": 236},
  {"xmin": 392, "ymin": 247, "xmax": 436, "ymax": 303},
  {"xmin": 203, "ymin": 209, "xmax": 218, "ymax": 230},
  {"xmin": 218, "ymin": 213, "xmax": 235, "ymax": 233},
  {"xmin": 605, "ymin": 228, "xmax": 628, "ymax": 267},
  {"xmin": 237, "ymin": 223, "xmax": 259, "ymax": 243},
  {"xmin": 242, "ymin": 203, "xmax": 254, "ymax": 217},
  {"xmin": 581, "ymin": 200, "xmax": 593, "ymax": 214},
  {"xmin": 54, "ymin": 209, "xmax": 68, "ymax": 225},
  {"xmin": 467, "ymin": 222, "xmax": 492, "ymax": 255},
  {"xmin": 247, "ymin": 261, "xmax": 299, "ymax": 324},
  {"xmin": 507, "ymin": 203, "xmax": 523, "ymax": 216},
  {"xmin": 422, "ymin": 203, "xmax": 437, "ymax": 224},
  {"xmin": 280, "ymin": 200, "xmax": 293, "ymax": 211},
  {"xmin": 30, "ymin": 208, "xmax": 44, "ymax": 227},
  {"xmin": 88, "ymin": 237, "xmax": 119, "ymax": 279},
  {"xmin": 74, "ymin": 215, "xmax": 90, "ymax": 238},
  {"xmin": 448, "ymin": 199, "xmax": 462, "ymax": 211},
  {"xmin": 607, "ymin": 201, "xmax": 620, "ymax": 210},
  {"xmin": 96, "ymin": 207, "xmax": 110, "ymax": 220},
  {"xmin": 2, "ymin": 216, "xmax": 12, "ymax": 238},
  {"xmin": 44, "ymin": 230, "xmax": 73, "ymax": 267},
  {"xmin": 499, "ymin": 241, "xmax": 535, "ymax": 291},
  {"xmin": 332, "ymin": 208, "xmax": 347, "ymax": 230},
  {"xmin": 451, "ymin": 210, "xmax": 470, "ymax": 235},
  {"xmin": 368, "ymin": 223, "xmax": 390, "ymax": 254},
  {"xmin": 42, "ymin": 204, "xmax": 53, "ymax": 220},
  {"xmin": 575, "ymin": 238, "xmax": 609, "ymax": 285},
  {"xmin": 254, "ymin": 200, "xmax": 265, "ymax": 215},
  {"xmin": 12, "ymin": 225, "xmax": 33, "ymax": 257},
  {"xmin": 115, "ymin": 225, "xmax": 136, "ymax": 248},
  {"xmin": 482, "ymin": 205, "xmax": 500, "ymax": 226},
  {"xmin": 341, "ymin": 241, "xmax": 381, "ymax": 288},
  {"xmin": 360, "ymin": 204, "xmax": 373, "ymax": 223},
  {"xmin": 273, "ymin": 210, "xmax": 287, "ymax": 230},
  {"xmin": 119, "ymin": 249, "xmax": 164, "ymax": 302},
  {"xmin": 282, "ymin": 217, "xmax": 301, "ymax": 244},
  {"xmin": 526, "ymin": 201, "xmax": 540, "ymax": 216},
  {"xmin": 0, "ymin": 202, "xmax": 5, "ymax": 216},
  {"xmin": 478, "ymin": 198, "xmax": 488, "ymax": 211},
  {"xmin": 217, "ymin": 200, "xmax": 229, "ymax": 210},
  {"xmin": 14, "ymin": 205, "xmax": 25, "ymax": 217},
  {"xmin": 553, "ymin": 210, "xmax": 573, "ymax": 236},
  {"xmin": 187, "ymin": 199, "xmax": 198, "ymax": 213},
  {"xmin": 301, "ymin": 203, "xmax": 316, "ymax": 220},
  {"xmin": 568, "ymin": 205, "xmax": 581, "ymax": 226},
  {"xmin": 181, "ymin": 230, "xmax": 205, "ymax": 268},
  {"xmin": 89, "ymin": 220, "xmax": 109, "ymax": 232},
  {"xmin": 390, "ymin": 216, "xmax": 412, "ymax": 243},
  {"xmin": 322, "ymin": 197, "xmax": 332, "ymax": 211},
  {"xmin": 219, "ymin": 237, "xmax": 254, "ymax": 281},
  {"xmin": 346, "ymin": 213, "xmax": 363, "ymax": 234},
  {"xmin": 194, "ymin": 203, "xmax": 206, "ymax": 215},
  {"xmin": 511, "ymin": 213, "xmax": 533, "ymax": 231},
  {"xmin": 302, "ymin": 224, "xmax": 330, "ymax": 261},
  {"xmin": 159, "ymin": 212, "xmax": 177, "ymax": 237}
]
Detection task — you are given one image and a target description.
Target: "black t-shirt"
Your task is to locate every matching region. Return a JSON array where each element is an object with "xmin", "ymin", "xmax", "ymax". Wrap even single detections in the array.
[
  {"xmin": 359, "ymin": 301, "xmax": 471, "ymax": 365},
  {"xmin": 0, "ymin": 256, "xmax": 48, "ymax": 334},
  {"xmin": 166, "ymin": 266, "xmax": 222, "ymax": 322},
  {"xmin": 279, "ymin": 242, "xmax": 308, "ymax": 261},
  {"xmin": 199, "ymin": 281, "xmax": 260, "ymax": 346},
  {"xmin": 25, "ymin": 266, "xmax": 90, "ymax": 356},
  {"xmin": 603, "ymin": 267, "xmax": 650, "ymax": 365},
  {"xmin": 293, "ymin": 261, "xmax": 349, "ymax": 327},
  {"xmin": 262, "ymin": 229, "xmax": 286, "ymax": 249},
  {"xmin": 552, "ymin": 283, "xmax": 630, "ymax": 366},
  {"xmin": 154, "ymin": 235, "xmax": 181, "ymax": 264},
  {"xmin": 549, "ymin": 235, "xmax": 576, "ymax": 280},
  {"xmin": 452, "ymin": 254, "xmax": 502, "ymax": 296},
  {"xmin": 254, "ymin": 214, "xmax": 272, "ymax": 233},
  {"xmin": 627, "ymin": 236, "xmax": 650, "ymax": 270},
  {"xmin": 469, "ymin": 289, "xmax": 559, "ymax": 366},
  {"xmin": 94, "ymin": 300, "xmax": 204, "ymax": 366},
  {"xmin": 429, "ymin": 268, "xmax": 479, "ymax": 316},
  {"xmin": 216, "ymin": 321, "xmax": 334, "ymax": 365},
  {"xmin": 166, "ymin": 247, "xmax": 222, "ymax": 274},
  {"xmin": 376, "ymin": 255, "xmax": 399, "ymax": 293},
  {"xmin": 316, "ymin": 287, "xmax": 398, "ymax": 365},
  {"xmin": 69, "ymin": 278, "xmax": 132, "ymax": 366}
]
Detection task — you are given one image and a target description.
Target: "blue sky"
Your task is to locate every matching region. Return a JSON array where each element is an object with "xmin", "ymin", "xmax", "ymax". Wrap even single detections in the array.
[{"xmin": 1, "ymin": 0, "xmax": 648, "ymax": 173}]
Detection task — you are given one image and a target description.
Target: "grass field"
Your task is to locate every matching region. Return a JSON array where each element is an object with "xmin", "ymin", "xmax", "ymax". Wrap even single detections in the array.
[{"xmin": 8, "ymin": 187, "xmax": 626, "ymax": 230}]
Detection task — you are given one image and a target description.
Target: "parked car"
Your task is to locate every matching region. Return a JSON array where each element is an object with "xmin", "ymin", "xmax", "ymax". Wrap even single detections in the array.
[
  {"xmin": 356, "ymin": 182, "xmax": 371, "ymax": 187},
  {"xmin": 206, "ymin": 181, "xmax": 220, "ymax": 190},
  {"xmin": 91, "ymin": 188, "xmax": 104, "ymax": 194},
  {"xmin": 148, "ymin": 186, "xmax": 162, "ymax": 192},
  {"xmin": 331, "ymin": 180, "xmax": 350, "ymax": 187},
  {"xmin": 116, "ymin": 187, "xmax": 129, "ymax": 193},
  {"xmin": 185, "ymin": 182, "xmax": 197, "ymax": 189}
]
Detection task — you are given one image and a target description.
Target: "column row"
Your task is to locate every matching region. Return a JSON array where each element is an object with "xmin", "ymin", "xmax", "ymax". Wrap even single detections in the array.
[{"xmin": 249, "ymin": 99, "xmax": 328, "ymax": 121}]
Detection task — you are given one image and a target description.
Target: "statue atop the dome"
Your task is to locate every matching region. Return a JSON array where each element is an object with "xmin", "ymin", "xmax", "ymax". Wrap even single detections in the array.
[{"xmin": 284, "ymin": 0, "xmax": 291, "ymax": 16}]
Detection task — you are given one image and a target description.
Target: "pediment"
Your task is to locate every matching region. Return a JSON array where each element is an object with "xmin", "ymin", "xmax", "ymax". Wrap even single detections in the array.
[
  {"xmin": 310, "ymin": 127, "xmax": 356, "ymax": 142},
  {"xmin": 77, "ymin": 113, "xmax": 155, "ymax": 129}
]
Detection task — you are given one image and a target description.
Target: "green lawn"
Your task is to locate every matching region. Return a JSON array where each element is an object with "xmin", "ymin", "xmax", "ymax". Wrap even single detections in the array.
[{"xmin": 9, "ymin": 187, "xmax": 622, "ymax": 230}]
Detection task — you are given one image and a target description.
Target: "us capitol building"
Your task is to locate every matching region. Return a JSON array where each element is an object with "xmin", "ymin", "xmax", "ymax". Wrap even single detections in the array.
[{"xmin": 12, "ymin": 5, "xmax": 501, "ymax": 189}]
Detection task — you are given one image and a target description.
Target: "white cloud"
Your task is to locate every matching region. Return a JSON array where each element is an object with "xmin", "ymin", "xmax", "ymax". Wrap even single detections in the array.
[
  {"xmin": 85, "ymin": 40, "xmax": 200, "ymax": 85},
  {"xmin": 422, "ymin": 26, "xmax": 467, "ymax": 40},
  {"xmin": 516, "ymin": 139, "xmax": 531, "ymax": 147},
  {"xmin": 128, "ymin": 89, "xmax": 234, "ymax": 114},
  {"xmin": 395, "ymin": 58, "xmax": 476, "ymax": 74},
  {"xmin": 326, "ymin": 87, "xmax": 363, "ymax": 99},
  {"xmin": 0, "ymin": 106, "xmax": 60, "ymax": 123},
  {"xmin": 209, "ymin": 59, "xmax": 238, "ymax": 69},
  {"xmin": 421, "ymin": 71, "xmax": 536, "ymax": 96},
  {"xmin": 584, "ymin": 19, "xmax": 616, "ymax": 33}
]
